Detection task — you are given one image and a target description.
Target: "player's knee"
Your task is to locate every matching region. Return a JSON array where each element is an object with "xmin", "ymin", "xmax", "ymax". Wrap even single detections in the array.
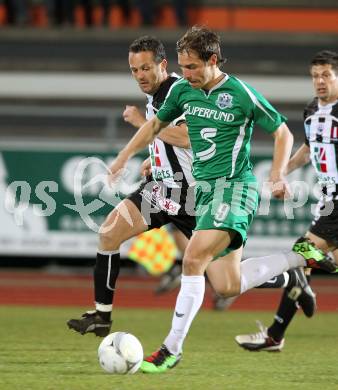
[
  {"xmin": 216, "ymin": 286, "xmax": 239, "ymax": 298},
  {"xmin": 182, "ymin": 253, "xmax": 210, "ymax": 275},
  {"xmin": 183, "ymin": 257, "xmax": 203, "ymax": 275},
  {"xmin": 211, "ymin": 272, "xmax": 241, "ymax": 297},
  {"xmin": 99, "ymin": 231, "xmax": 121, "ymax": 251},
  {"xmin": 99, "ymin": 218, "xmax": 121, "ymax": 251}
]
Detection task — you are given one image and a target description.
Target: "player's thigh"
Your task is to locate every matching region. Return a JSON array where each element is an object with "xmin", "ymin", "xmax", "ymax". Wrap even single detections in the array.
[
  {"xmin": 206, "ymin": 247, "xmax": 242, "ymax": 297},
  {"xmin": 183, "ymin": 229, "xmax": 236, "ymax": 274},
  {"xmin": 171, "ymin": 229, "xmax": 189, "ymax": 253},
  {"xmin": 99, "ymin": 199, "xmax": 148, "ymax": 246},
  {"xmin": 307, "ymin": 198, "xmax": 338, "ymax": 256}
]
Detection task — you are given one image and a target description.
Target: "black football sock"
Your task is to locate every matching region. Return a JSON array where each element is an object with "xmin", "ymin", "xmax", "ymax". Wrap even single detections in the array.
[
  {"xmin": 97, "ymin": 310, "xmax": 112, "ymax": 322},
  {"xmin": 285, "ymin": 269, "xmax": 298, "ymax": 291},
  {"xmin": 94, "ymin": 251, "xmax": 121, "ymax": 321},
  {"xmin": 286, "ymin": 268, "xmax": 312, "ymax": 290},
  {"xmin": 267, "ymin": 288, "xmax": 298, "ymax": 342},
  {"xmin": 267, "ymin": 270, "xmax": 312, "ymax": 341},
  {"xmin": 256, "ymin": 272, "xmax": 288, "ymax": 289}
]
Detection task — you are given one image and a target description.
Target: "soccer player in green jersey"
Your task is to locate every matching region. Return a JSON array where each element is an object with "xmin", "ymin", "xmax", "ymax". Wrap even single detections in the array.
[{"xmin": 108, "ymin": 27, "xmax": 335, "ymax": 373}]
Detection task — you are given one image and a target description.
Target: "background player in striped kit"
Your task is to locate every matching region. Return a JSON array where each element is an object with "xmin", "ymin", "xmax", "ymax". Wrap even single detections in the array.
[{"xmin": 235, "ymin": 50, "xmax": 338, "ymax": 352}]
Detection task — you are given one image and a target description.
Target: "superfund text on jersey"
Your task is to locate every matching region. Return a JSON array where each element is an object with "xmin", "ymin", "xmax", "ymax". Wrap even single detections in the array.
[{"xmin": 157, "ymin": 74, "xmax": 286, "ymax": 181}]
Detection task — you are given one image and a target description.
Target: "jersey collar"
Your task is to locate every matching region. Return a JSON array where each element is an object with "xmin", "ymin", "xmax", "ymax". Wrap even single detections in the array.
[
  {"xmin": 202, "ymin": 73, "xmax": 229, "ymax": 97},
  {"xmin": 318, "ymin": 98, "xmax": 338, "ymax": 109}
]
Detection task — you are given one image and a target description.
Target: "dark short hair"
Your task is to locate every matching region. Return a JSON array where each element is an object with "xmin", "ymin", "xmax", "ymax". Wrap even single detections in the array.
[
  {"xmin": 311, "ymin": 50, "xmax": 338, "ymax": 74},
  {"xmin": 176, "ymin": 26, "xmax": 225, "ymax": 66},
  {"xmin": 129, "ymin": 36, "xmax": 166, "ymax": 64}
]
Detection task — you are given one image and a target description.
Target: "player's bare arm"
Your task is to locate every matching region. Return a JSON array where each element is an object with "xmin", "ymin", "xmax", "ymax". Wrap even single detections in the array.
[
  {"xmin": 269, "ymin": 122, "xmax": 294, "ymax": 199},
  {"xmin": 286, "ymin": 143, "xmax": 311, "ymax": 175},
  {"xmin": 123, "ymin": 105, "xmax": 189, "ymax": 148},
  {"xmin": 158, "ymin": 122, "xmax": 191, "ymax": 149},
  {"xmin": 109, "ymin": 116, "xmax": 168, "ymax": 179}
]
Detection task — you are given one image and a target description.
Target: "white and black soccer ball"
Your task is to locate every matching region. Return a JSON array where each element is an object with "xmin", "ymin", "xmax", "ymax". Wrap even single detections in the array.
[{"xmin": 98, "ymin": 332, "xmax": 143, "ymax": 374}]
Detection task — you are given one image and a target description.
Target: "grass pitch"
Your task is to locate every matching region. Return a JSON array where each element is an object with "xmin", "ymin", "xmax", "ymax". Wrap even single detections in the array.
[{"xmin": 0, "ymin": 306, "xmax": 337, "ymax": 390}]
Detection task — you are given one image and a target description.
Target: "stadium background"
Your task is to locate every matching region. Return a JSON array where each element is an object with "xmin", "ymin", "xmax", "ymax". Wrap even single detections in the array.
[{"xmin": 0, "ymin": 0, "xmax": 337, "ymax": 300}]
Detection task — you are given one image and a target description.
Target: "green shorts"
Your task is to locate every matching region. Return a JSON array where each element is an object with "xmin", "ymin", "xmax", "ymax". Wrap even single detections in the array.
[{"xmin": 194, "ymin": 175, "xmax": 259, "ymax": 258}]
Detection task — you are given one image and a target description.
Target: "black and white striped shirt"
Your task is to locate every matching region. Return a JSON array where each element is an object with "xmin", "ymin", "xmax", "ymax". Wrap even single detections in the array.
[
  {"xmin": 304, "ymin": 97, "xmax": 338, "ymax": 195},
  {"xmin": 145, "ymin": 74, "xmax": 194, "ymax": 211}
]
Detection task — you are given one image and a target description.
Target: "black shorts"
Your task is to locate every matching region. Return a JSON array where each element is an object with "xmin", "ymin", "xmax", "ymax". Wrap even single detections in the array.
[
  {"xmin": 127, "ymin": 181, "xmax": 196, "ymax": 239},
  {"xmin": 309, "ymin": 197, "xmax": 338, "ymax": 248}
]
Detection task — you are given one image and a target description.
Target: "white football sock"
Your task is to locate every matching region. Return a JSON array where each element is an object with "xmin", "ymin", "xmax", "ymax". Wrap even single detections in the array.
[
  {"xmin": 240, "ymin": 251, "xmax": 306, "ymax": 293},
  {"xmin": 284, "ymin": 250, "xmax": 307, "ymax": 269},
  {"xmin": 163, "ymin": 275, "xmax": 205, "ymax": 356},
  {"xmin": 95, "ymin": 303, "xmax": 112, "ymax": 312}
]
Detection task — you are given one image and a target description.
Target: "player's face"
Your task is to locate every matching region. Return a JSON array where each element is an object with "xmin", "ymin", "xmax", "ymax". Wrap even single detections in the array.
[
  {"xmin": 178, "ymin": 50, "xmax": 217, "ymax": 90},
  {"xmin": 310, "ymin": 64, "xmax": 338, "ymax": 104},
  {"xmin": 129, "ymin": 51, "xmax": 167, "ymax": 95}
]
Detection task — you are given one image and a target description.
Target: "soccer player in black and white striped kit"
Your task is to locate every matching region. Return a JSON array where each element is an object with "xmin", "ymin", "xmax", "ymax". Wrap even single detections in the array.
[
  {"xmin": 236, "ymin": 50, "xmax": 338, "ymax": 352},
  {"xmin": 67, "ymin": 36, "xmax": 196, "ymax": 336}
]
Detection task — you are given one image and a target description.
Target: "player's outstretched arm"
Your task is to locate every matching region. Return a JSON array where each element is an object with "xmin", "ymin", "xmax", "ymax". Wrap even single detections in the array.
[
  {"xmin": 286, "ymin": 143, "xmax": 311, "ymax": 175},
  {"xmin": 158, "ymin": 122, "xmax": 191, "ymax": 149},
  {"xmin": 269, "ymin": 122, "xmax": 294, "ymax": 199},
  {"xmin": 122, "ymin": 105, "xmax": 189, "ymax": 148},
  {"xmin": 109, "ymin": 116, "xmax": 168, "ymax": 180}
]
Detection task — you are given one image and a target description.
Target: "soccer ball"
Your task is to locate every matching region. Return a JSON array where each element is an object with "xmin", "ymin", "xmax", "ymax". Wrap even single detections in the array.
[{"xmin": 98, "ymin": 332, "xmax": 143, "ymax": 374}]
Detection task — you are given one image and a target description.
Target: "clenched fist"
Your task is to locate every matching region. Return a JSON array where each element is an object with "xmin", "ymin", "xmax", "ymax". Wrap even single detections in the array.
[{"xmin": 123, "ymin": 105, "xmax": 146, "ymax": 128}]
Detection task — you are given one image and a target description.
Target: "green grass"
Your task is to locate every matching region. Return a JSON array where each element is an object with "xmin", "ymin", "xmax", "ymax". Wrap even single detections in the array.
[{"xmin": 0, "ymin": 306, "xmax": 337, "ymax": 390}]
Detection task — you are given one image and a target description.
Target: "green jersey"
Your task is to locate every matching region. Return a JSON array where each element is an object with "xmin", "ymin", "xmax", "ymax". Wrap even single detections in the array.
[{"xmin": 157, "ymin": 74, "xmax": 287, "ymax": 180}]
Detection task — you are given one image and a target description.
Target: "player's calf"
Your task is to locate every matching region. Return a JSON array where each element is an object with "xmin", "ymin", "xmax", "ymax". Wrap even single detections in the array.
[{"xmin": 286, "ymin": 268, "xmax": 316, "ymax": 318}]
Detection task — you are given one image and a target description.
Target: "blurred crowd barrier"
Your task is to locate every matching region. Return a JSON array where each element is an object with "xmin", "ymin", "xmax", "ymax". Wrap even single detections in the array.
[
  {"xmin": 0, "ymin": 145, "xmax": 316, "ymax": 258},
  {"xmin": 0, "ymin": 1, "xmax": 337, "ymax": 32}
]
